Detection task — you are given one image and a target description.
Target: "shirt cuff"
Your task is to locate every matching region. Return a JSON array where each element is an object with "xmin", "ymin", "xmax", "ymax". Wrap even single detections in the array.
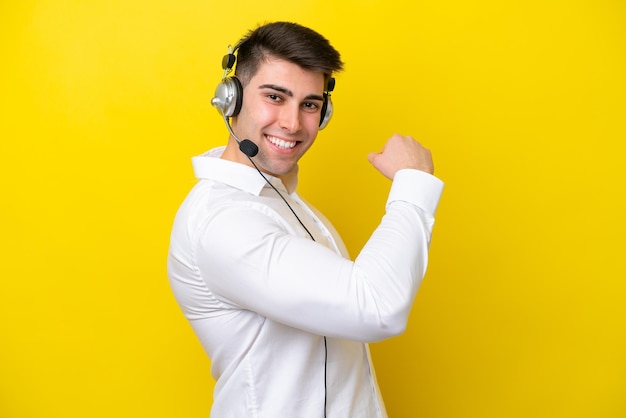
[{"xmin": 386, "ymin": 169, "xmax": 445, "ymax": 215}]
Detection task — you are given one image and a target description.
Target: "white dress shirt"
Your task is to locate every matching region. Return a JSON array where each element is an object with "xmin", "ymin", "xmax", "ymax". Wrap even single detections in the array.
[{"xmin": 168, "ymin": 147, "xmax": 444, "ymax": 417}]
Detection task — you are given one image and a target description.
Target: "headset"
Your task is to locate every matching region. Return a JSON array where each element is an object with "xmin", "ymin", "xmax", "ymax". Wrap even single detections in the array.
[{"xmin": 210, "ymin": 42, "xmax": 336, "ymax": 130}]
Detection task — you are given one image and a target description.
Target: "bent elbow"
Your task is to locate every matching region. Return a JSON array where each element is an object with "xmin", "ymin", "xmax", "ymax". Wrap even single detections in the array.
[{"xmin": 361, "ymin": 306, "xmax": 411, "ymax": 342}]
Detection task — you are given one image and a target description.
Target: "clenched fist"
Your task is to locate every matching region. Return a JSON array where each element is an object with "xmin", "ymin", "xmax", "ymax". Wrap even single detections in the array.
[{"xmin": 368, "ymin": 134, "xmax": 435, "ymax": 180}]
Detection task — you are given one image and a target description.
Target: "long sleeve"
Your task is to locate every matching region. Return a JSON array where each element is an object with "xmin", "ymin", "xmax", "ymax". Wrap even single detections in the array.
[{"xmin": 194, "ymin": 168, "xmax": 443, "ymax": 342}]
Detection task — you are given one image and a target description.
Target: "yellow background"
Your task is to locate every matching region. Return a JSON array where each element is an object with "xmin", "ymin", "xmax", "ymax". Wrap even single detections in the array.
[{"xmin": 1, "ymin": 1, "xmax": 625, "ymax": 417}]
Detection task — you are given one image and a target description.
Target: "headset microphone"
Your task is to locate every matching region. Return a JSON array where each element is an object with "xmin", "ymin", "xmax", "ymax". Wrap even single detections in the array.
[{"xmin": 238, "ymin": 139, "xmax": 258, "ymax": 158}]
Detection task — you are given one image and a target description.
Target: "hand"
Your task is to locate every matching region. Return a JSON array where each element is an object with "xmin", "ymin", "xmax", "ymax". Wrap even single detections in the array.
[{"xmin": 368, "ymin": 134, "xmax": 435, "ymax": 180}]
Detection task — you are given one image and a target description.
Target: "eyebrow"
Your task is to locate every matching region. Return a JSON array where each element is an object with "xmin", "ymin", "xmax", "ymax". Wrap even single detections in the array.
[{"xmin": 258, "ymin": 84, "xmax": 324, "ymax": 102}]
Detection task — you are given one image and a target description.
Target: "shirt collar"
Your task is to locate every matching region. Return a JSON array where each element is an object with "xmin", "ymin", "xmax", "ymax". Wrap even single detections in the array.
[{"xmin": 191, "ymin": 147, "xmax": 294, "ymax": 196}]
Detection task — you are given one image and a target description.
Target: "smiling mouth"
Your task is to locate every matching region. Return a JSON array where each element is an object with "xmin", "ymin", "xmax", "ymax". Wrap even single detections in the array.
[{"xmin": 266, "ymin": 135, "xmax": 297, "ymax": 150}]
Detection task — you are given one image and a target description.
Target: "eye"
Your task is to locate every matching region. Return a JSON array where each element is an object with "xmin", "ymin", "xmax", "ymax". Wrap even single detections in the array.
[
  {"xmin": 267, "ymin": 94, "xmax": 283, "ymax": 102},
  {"xmin": 302, "ymin": 102, "xmax": 320, "ymax": 112}
]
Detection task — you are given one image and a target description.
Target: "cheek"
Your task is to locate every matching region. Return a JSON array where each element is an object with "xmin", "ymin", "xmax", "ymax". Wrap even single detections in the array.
[
  {"xmin": 246, "ymin": 104, "xmax": 275, "ymax": 126},
  {"xmin": 302, "ymin": 112, "xmax": 322, "ymax": 133},
  {"xmin": 240, "ymin": 94, "xmax": 270, "ymax": 122}
]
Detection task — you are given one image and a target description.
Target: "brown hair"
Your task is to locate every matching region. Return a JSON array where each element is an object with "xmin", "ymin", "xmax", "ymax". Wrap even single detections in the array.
[{"xmin": 234, "ymin": 22, "xmax": 344, "ymax": 87}]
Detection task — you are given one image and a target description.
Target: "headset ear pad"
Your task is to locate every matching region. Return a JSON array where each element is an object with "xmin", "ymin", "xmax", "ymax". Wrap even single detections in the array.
[
  {"xmin": 319, "ymin": 94, "xmax": 333, "ymax": 130},
  {"xmin": 319, "ymin": 77, "xmax": 336, "ymax": 130},
  {"xmin": 212, "ymin": 76, "xmax": 243, "ymax": 117}
]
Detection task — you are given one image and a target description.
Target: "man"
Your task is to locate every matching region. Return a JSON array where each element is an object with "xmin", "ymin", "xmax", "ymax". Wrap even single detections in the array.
[{"xmin": 168, "ymin": 21, "xmax": 444, "ymax": 417}]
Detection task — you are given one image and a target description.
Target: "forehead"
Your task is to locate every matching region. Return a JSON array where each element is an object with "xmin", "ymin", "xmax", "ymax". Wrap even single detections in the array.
[{"xmin": 250, "ymin": 57, "xmax": 325, "ymax": 91}]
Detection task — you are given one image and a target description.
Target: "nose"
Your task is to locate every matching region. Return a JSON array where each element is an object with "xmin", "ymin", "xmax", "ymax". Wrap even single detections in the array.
[{"xmin": 278, "ymin": 104, "xmax": 302, "ymax": 134}]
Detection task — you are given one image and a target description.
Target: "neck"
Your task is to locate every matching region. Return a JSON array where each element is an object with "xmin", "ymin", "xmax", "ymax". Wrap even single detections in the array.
[{"xmin": 220, "ymin": 138, "xmax": 299, "ymax": 194}]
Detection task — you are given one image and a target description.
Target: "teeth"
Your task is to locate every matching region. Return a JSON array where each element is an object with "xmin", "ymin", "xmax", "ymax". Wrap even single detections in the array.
[{"xmin": 267, "ymin": 135, "xmax": 296, "ymax": 150}]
